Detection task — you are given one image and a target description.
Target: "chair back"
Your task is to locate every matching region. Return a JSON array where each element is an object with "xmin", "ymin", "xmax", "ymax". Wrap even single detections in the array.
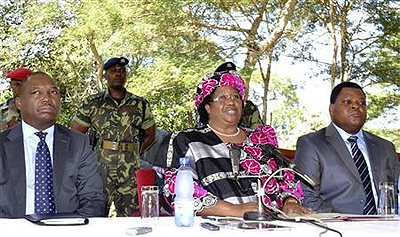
[{"xmin": 136, "ymin": 168, "xmax": 156, "ymax": 215}]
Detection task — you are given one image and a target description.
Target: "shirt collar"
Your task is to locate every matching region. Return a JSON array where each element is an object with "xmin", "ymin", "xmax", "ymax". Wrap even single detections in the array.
[
  {"xmin": 332, "ymin": 122, "xmax": 364, "ymax": 142},
  {"xmin": 21, "ymin": 120, "xmax": 55, "ymax": 140}
]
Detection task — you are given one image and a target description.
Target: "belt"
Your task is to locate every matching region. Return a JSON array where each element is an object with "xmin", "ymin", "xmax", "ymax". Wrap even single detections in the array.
[{"xmin": 102, "ymin": 140, "xmax": 135, "ymax": 152}]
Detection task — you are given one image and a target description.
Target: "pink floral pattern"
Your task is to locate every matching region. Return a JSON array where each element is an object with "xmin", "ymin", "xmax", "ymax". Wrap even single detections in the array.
[
  {"xmin": 263, "ymin": 195, "xmax": 272, "ymax": 207},
  {"xmin": 240, "ymin": 158, "xmax": 261, "ymax": 174},
  {"xmin": 262, "ymin": 176, "xmax": 279, "ymax": 194},
  {"xmin": 220, "ymin": 73, "xmax": 245, "ymax": 98},
  {"xmin": 238, "ymin": 125, "xmax": 303, "ymax": 209},
  {"xmin": 195, "ymin": 72, "xmax": 246, "ymax": 108},
  {"xmin": 194, "ymin": 183, "xmax": 207, "ymax": 198},
  {"xmin": 249, "ymin": 130, "xmax": 278, "ymax": 147},
  {"xmin": 267, "ymin": 159, "xmax": 278, "ymax": 171},
  {"xmin": 253, "ymin": 125, "xmax": 279, "ymax": 147},
  {"xmin": 279, "ymin": 180, "xmax": 304, "ymax": 200},
  {"xmin": 244, "ymin": 147, "xmax": 263, "ymax": 160},
  {"xmin": 201, "ymin": 79, "xmax": 218, "ymax": 98},
  {"xmin": 283, "ymin": 170, "xmax": 295, "ymax": 182}
]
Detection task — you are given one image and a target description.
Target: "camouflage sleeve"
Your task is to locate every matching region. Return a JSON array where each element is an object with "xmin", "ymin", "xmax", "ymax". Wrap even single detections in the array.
[
  {"xmin": 0, "ymin": 102, "xmax": 8, "ymax": 127},
  {"xmin": 141, "ymin": 99, "xmax": 155, "ymax": 130},
  {"xmin": 72, "ymin": 97, "xmax": 94, "ymax": 128},
  {"xmin": 0, "ymin": 112, "xmax": 8, "ymax": 131},
  {"xmin": 241, "ymin": 100, "xmax": 263, "ymax": 129},
  {"xmin": 0, "ymin": 100, "xmax": 19, "ymax": 131},
  {"xmin": 248, "ymin": 109, "xmax": 263, "ymax": 129}
]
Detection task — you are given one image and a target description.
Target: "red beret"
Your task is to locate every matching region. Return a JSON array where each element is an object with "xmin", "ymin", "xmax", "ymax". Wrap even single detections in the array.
[{"xmin": 5, "ymin": 68, "xmax": 33, "ymax": 81}]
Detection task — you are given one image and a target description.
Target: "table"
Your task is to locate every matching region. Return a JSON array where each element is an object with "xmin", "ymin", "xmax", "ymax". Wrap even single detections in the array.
[{"xmin": 0, "ymin": 216, "xmax": 398, "ymax": 237}]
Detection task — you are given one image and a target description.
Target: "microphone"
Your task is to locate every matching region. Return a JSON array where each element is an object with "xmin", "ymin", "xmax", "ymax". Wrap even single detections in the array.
[
  {"xmin": 262, "ymin": 144, "xmax": 315, "ymax": 190},
  {"xmin": 229, "ymin": 145, "xmax": 241, "ymax": 179}
]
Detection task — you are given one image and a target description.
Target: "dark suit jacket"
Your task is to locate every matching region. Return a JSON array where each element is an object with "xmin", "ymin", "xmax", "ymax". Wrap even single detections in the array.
[
  {"xmin": 0, "ymin": 123, "xmax": 105, "ymax": 218},
  {"xmin": 294, "ymin": 123, "xmax": 399, "ymax": 214}
]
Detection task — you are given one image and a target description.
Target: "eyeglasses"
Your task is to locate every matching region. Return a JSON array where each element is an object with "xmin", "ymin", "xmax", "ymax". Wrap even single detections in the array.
[{"xmin": 211, "ymin": 94, "xmax": 241, "ymax": 102}]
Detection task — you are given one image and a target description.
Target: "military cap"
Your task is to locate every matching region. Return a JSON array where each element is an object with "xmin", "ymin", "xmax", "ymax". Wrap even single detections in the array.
[
  {"xmin": 5, "ymin": 68, "xmax": 33, "ymax": 81},
  {"xmin": 103, "ymin": 57, "xmax": 129, "ymax": 70},
  {"xmin": 215, "ymin": 62, "xmax": 237, "ymax": 72}
]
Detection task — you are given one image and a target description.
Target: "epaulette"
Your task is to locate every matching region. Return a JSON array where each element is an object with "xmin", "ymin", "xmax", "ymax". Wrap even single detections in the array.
[
  {"xmin": 127, "ymin": 92, "xmax": 145, "ymax": 102},
  {"xmin": 85, "ymin": 91, "xmax": 106, "ymax": 102}
]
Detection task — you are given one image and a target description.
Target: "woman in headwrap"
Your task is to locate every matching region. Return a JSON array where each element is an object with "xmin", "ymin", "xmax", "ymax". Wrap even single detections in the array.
[{"xmin": 155, "ymin": 68, "xmax": 312, "ymax": 217}]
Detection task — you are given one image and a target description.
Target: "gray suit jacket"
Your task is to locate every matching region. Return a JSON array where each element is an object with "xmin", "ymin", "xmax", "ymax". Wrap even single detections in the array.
[
  {"xmin": 294, "ymin": 123, "xmax": 398, "ymax": 214},
  {"xmin": 0, "ymin": 123, "xmax": 105, "ymax": 218}
]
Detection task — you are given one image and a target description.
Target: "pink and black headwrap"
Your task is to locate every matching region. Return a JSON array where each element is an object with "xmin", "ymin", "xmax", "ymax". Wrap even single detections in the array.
[{"xmin": 195, "ymin": 71, "xmax": 246, "ymax": 108}]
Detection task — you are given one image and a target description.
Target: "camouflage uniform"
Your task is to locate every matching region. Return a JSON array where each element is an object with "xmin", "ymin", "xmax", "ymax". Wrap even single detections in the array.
[
  {"xmin": 0, "ymin": 98, "xmax": 21, "ymax": 132},
  {"xmin": 72, "ymin": 89, "xmax": 155, "ymax": 217},
  {"xmin": 241, "ymin": 100, "xmax": 263, "ymax": 129}
]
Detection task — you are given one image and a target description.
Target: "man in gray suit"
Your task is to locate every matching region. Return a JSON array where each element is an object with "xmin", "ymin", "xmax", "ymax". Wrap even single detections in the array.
[
  {"xmin": 294, "ymin": 82, "xmax": 398, "ymax": 214},
  {"xmin": 0, "ymin": 72, "xmax": 105, "ymax": 218}
]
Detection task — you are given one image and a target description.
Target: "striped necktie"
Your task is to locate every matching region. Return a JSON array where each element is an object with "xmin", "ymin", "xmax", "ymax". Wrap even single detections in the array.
[
  {"xmin": 34, "ymin": 132, "xmax": 56, "ymax": 214},
  {"xmin": 348, "ymin": 136, "xmax": 377, "ymax": 215}
]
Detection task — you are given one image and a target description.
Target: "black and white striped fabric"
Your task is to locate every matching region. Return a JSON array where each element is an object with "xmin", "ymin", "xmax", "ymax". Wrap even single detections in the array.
[{"xmin": 348, "ymin": 135, "xmax": 377, "ymax": 215}]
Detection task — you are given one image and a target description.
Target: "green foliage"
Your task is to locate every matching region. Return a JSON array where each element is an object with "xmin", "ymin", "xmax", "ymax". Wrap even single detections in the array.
[
  {"xmin": 264, "ymin": 75, "xmax": 328, "ymax": 149},
  {"xmin": 127, "ymin": 57, "xmax": 217, "ymax": 132},
  {"xmin": 0, "ymin": 88, "xmax": 12, "ymax": 103},
  {"xmin": 0, "ymin": 0, "xmax": 398, "ymax": 152},
  {"xmin": 367, "ymin": 92, "xmax": 400, "ymax": 121}
]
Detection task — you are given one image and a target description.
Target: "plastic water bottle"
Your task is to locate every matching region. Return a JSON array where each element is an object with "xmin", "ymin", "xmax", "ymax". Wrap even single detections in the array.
[{"xmin": 174, "ymin": 157, "xmax": 194, "ymax": 227}]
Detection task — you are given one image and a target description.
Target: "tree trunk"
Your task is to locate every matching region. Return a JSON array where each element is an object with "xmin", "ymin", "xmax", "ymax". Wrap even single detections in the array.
[
  {"xmin": 329, "ymin": 0, "xmax": 338, "ymax": 90},
  {"xmin": 88, "ymin": 33, "xmax": 104, "ymax": 90},
  {"xmin": 261, "ymin": 51, "xmax": 273, "ymax": 124},
  {"xmin": 340, "ymin": 13, "xmax": 348, "ymax": 82},
  {"xmin": 241, "ymin": 0, "xmax": 298, "ymax": 96},
  {"xmin": 339, "ymin": 0, "xmax": 355, "ymax": 82}
]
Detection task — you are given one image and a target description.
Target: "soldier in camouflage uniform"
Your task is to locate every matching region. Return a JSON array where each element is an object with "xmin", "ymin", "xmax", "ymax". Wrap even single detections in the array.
[
  {"xmin": 214, "ymin": 62, "xmax": 263, "ymax": 129},
  {"xmin": 0, "ymin": 68, "xmax": 33, "ymax": 132},
  {"xmin": 71, "ymin": 57, "xmax": 156, "ymax": 217},
  {"xmin": 241, "ymin": 99, "xmax": 263, "ymax": 129}
]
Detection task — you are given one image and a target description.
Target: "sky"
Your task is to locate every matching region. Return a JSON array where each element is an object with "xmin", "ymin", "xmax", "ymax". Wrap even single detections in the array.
[{"xmin": 270, "ymin": 56, "xmax": 399, "ymax": 130}]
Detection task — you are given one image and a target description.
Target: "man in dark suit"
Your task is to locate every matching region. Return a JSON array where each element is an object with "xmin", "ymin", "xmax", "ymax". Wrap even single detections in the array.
[
  {"xmin": 294, "ymin": 82, "xmax": 398, "ymax": 214},
  {"xmin": 0, "ymin": 72, "xmax": 105, "ymax": 218}
]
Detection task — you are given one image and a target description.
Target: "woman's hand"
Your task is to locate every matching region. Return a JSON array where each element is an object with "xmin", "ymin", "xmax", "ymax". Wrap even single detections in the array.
[
  {"xmin": 199, "ymin": 200, "xmax": 258, "ymax": 218},
  {"xmin": 235, "ymin": 202, "xmax": 259, "ymax": 216},
  {"xmin": 283, "ymin": 197, "xmax": 313, "ymax": 215}
]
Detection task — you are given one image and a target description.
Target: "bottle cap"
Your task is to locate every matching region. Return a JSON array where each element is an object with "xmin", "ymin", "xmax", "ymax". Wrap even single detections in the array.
[{"xmin": 179, "ymin": 157, "xmax": 189, "ymax": 166}]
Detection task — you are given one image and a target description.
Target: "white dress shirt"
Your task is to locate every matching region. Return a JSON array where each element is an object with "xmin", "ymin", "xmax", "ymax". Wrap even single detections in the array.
[
  {"xmin": 332, "ymin": 123, "xmax": 378, "ymax": 207},
  {"xmin": 22, "ymin": 121, "xmax": 55, "ymax": 215}
]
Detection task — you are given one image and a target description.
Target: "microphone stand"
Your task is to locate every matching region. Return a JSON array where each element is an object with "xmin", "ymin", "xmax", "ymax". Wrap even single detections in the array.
[
  {"xmin": 238, "ymin": 167, "xmax": 305, "ymax": 221},
  {"xmin": 242, "ymin": 177, "xmax": 275, "ymax": 221}
]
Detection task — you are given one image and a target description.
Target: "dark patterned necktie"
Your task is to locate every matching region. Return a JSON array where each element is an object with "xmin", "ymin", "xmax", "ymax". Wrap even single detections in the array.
[
  {"xmin": 34, "ymin": 132, "xmax": 56, "ymax": 214},
  {"xmin": 348, "ymin": 136, "xmax": 377, "ymax": 215}
]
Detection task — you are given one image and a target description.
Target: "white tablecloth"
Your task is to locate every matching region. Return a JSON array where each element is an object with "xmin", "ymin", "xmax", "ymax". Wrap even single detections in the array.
[{"xmin": 0, "ymin": 216, "xmax": 399, "ymax": 237}]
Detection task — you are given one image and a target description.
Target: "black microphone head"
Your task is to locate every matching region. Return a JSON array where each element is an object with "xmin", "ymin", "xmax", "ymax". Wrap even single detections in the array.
[
  {"xmin": 261, "ymin": 143, "xmax": 290, "ymax": 167},
  {"xmin": 229, "ymin": 146, "xmax": 241, "ymax": 176}
]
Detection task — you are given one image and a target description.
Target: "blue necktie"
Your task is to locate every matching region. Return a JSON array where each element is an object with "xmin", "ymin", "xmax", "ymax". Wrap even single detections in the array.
[
  {"xmin": 348, "ymin": 136, "xmax": 377, "ymax": 215},
  {"xmin": 34, "ymin": 132, "xmax": 56, "ymax": 214}
]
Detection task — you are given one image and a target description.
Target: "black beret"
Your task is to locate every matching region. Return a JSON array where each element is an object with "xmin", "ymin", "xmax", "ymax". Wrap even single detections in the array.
[
  {"xmin": 103, "ymin": 57, "xmax": 129, "ymax": 70},
  {"xmin": 214, "ymin": 62, "xmax": 237, "ymax": 73}
]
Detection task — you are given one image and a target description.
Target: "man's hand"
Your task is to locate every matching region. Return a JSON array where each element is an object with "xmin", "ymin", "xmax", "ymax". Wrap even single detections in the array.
[{"xmin": 283, "ymin": 197, "xmax": 313, "ymax": 215}]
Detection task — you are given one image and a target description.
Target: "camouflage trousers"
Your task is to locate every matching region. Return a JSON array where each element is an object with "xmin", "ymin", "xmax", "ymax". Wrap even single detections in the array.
[{"xmin": 98, "ymin": 158, "xmax": 140, "ymax": 217}]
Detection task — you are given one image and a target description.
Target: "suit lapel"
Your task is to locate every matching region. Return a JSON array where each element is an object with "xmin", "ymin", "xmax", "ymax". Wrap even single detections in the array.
[
  {"xmin": 325, "ymin": 123, "xmax": 362, "ymax": 182},
  {"xmin": 4, "ymin": 124, "xmax": 27, "ymax": 215},
  {"xmin": 52, "ymin": 124, "xmax": 70, "ymax": 203},
  {"xmin": 363, "ymin": 131, "xmax": 381, "ymax": 185}
]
